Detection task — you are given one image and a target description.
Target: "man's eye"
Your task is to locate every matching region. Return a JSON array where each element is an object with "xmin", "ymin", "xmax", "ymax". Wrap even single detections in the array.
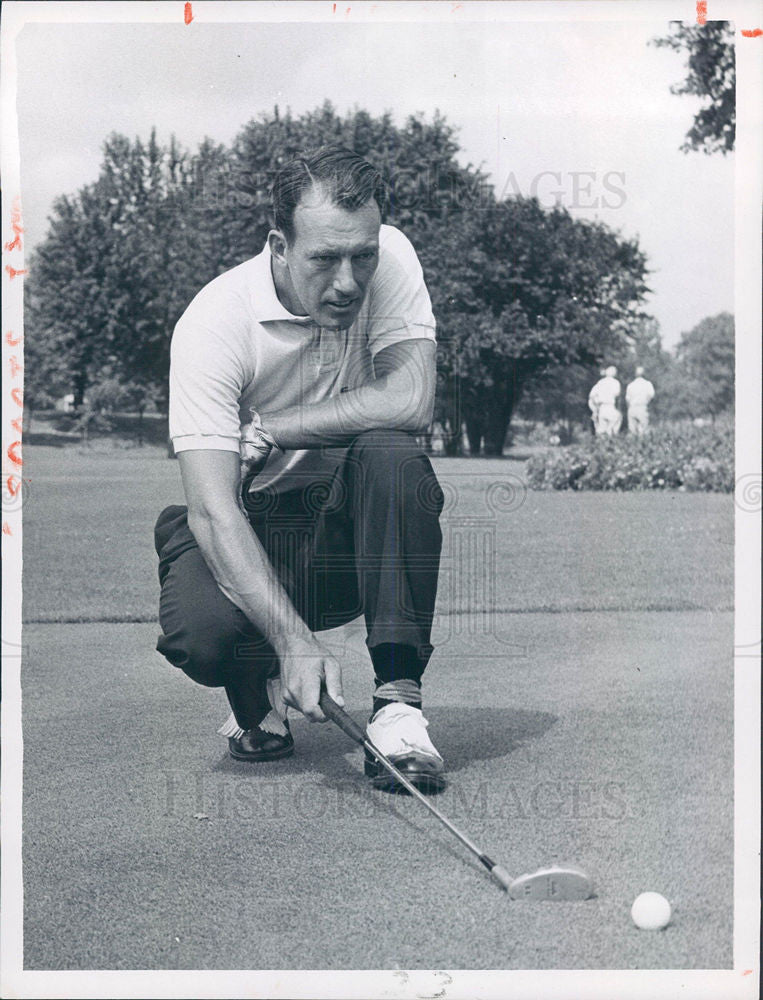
[
  {"xmin": 356, "ymin": 251, "xmax": 377, "ymax": 261},
  {"xmin": 314, "ymin": 255, "xmax": 335, "ymax": 263}
]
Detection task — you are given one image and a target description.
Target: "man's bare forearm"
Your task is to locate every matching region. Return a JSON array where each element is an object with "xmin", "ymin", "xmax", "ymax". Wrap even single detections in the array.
[
  {"xmin": 187, "ymin": 503, "xmax": 308, "ymax": 655},
  {"xmin": 262, "ymin": 369, "xmax": 433, "ymax": 450}
]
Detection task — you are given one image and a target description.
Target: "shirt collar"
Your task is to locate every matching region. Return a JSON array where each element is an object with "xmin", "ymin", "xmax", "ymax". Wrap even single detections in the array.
[{"xmin": 250, "ymin": 244, "xmax": 312, "ymax": 324}]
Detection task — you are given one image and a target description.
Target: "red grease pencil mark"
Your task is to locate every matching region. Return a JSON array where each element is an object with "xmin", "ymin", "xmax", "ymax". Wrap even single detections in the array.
[
  {"xmin": 333, "ymin": 3, "xmax": 336, "ymax": 11},
  {"xmin": 741, "ymin": 28, "xmax": 762, "ymax": 36},
  {"xmin": 696, "ymin": 1, "xmax": 707, "ymax": 24},
  {"xmin": 452, "ymin": 3, "xmax": 463, "ymax": 10},
  {"xmin": 184, "ymin": 2, "xmax": 193, "ymax": 25},
  {"xmin": 6, "ymin": 475, "xmax": 22, "ymax": 499},
  {"xmin": 4, "ymin": 200, "xmax": 23, "ymax": 253},
  {"xmin": 4, "ymin": 199, "xmax": 26, "ymax": 527}
]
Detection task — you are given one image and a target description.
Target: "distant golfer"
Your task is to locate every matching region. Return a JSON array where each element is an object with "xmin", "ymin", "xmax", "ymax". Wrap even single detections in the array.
[
  {"xmin": 588, "ymin": 366, "xmax": 622, "ymax": 436},
  {"xmin": 153, "ymin": 147, "xmax": 446, "ymax": 792},
  {"xmin": 588, "ymin": 367, "xmax": 605, "ymax": 434},
  {"xmin": 626, "ymin": 366, "xmax": 655, "ymax": 435}
]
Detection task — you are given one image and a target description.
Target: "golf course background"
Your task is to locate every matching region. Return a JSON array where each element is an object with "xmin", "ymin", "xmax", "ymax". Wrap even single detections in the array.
[{"xmin": 21, "ymin": 440, "xmax": 733, "ymax": 969}]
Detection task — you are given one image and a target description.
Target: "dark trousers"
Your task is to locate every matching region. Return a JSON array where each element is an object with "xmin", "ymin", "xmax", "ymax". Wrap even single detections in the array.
[{"xmin": 154, "ymin": 430, "xmax": 444, "ymax": 730}]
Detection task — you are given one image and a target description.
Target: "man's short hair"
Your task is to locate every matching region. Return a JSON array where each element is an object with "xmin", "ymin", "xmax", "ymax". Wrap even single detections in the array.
[{"xmin": 271, "ymin": 146, "xmax": 386, "ymax": 242}]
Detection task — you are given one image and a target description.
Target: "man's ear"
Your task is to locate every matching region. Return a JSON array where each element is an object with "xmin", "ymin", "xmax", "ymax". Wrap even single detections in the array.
[{"xmin": 268, "ymin": 229, "xmax": 288, "ymax": 265}]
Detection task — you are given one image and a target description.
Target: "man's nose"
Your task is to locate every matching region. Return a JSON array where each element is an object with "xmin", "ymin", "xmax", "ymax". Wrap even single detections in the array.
[{"xmin": 332, "ymin": 259, "xmax": 360, "ymax": 298}]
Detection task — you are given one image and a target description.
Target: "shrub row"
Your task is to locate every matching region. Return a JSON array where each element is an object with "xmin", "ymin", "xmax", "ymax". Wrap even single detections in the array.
[{"xmin": 525, "ymin": 419, "xmax": 734, "ymax": 492}]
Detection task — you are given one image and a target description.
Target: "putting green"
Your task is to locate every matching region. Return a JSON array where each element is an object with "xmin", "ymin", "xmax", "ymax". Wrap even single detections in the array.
[
  {"xmin": 21, "ymin": 609, "xmax": 732, "ymax": 969},
  {"xmin": 17, "ymin": 445, "xmax": 734, "ymax": 969}
]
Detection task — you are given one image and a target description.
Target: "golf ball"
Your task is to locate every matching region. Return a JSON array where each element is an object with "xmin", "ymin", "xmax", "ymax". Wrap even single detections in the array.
[{"xmin": 631, "ymin": 892, "xmax": 671, "ymax": 930}]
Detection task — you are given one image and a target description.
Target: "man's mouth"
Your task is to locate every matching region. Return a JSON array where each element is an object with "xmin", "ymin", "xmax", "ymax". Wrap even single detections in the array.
[{"xmin": 326, "ymin": 299, "xmax": 356, "ymax": 310}]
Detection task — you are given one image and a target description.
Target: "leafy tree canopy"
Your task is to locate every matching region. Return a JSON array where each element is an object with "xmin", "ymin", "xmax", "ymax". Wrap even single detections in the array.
[
  {"xmin": 671, "ymin": 311, "xmax": 734, "ymax": 417},
  {"xmin": 26, "ymin": 104, "xmax": 651, "ymax": 454},
  {"xmin": 652, "ymin": 21, "xmax": 735, "ymax": 155}
]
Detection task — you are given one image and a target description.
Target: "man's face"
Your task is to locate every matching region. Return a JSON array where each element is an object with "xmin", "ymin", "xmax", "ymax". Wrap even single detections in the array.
[{"xmin": 281, "ymin": 185, "xmax": 381, "ymax": 329}]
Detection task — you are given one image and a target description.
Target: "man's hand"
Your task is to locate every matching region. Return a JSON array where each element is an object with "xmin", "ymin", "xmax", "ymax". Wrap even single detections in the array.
[
  {"xmin": 239, "ymin": 409, "xmax": 274, "ymax": 487},
  {"xmin": 278, "ymin": 633, "xmax": 344, "ymax": 723}
]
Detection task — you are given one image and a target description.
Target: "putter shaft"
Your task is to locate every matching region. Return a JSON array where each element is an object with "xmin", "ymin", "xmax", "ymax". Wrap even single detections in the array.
[{"xmin": 319, "ymin": 690, "xmax": 512, "ymax": 890}]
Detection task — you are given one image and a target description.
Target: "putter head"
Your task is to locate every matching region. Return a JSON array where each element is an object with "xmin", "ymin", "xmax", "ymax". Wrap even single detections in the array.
[{"xmin": 508, "ymin": 865, "xmax": 593, "ymax": 901}]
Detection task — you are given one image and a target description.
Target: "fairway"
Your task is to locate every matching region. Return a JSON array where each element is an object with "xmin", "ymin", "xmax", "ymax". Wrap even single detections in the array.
[
  {"xmin": 19, "ymin": 445, "xmax": 734, "ymax": 970},
  {"xmin": 22, "ymin": 447, "xmax": 733, "ymax": 622}
]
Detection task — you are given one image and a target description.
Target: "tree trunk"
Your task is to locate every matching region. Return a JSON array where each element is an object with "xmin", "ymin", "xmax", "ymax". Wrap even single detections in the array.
[
  {"xmin": 439, "ymin": 377, "xmax": 465, "ymax": 455},
  {"xmin": 72, "ymin": 359, "xmax": 90, "ymax": 409},
  {"xmin": 465, "ymin": 418, "xmax": 483, "ymax": 456},
  {"xmin": 483, "ymin": 381, "xmax": 517, "ymax": 456},
  {"xmin": 442, "ymin": 428, "xmax": 460, "ymax": 456},
  {"xmin": 483, "ymin": 421, "xmax": 506, "ymax": 456}
]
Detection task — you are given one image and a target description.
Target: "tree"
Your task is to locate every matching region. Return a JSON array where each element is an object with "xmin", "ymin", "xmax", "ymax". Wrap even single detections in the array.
[
  {"xmin": 25, "ymin": 185, "xmax": 113, "ymax": 408},
  {"xmin": 666, "ymin": 312, "xmax": 734, "ymax": 418},
  {"xmin": 21, "ymin": 320, "xmax": 72, "ymax": 431},
  {"xmin": 605, "ymin": 315, "xmax": 675, "ymax": 422},
  {"xmin": 27, "ymin": 104, "xmax": 649, "ymax": 456},
  {"xmin": 90, "ymin": 131, "xmax": 243, "ymax": 411},
  {"xmin": 652, "ymin": 22, "xmax": 735, "ymax": 155},
  {"xmin": 516, "ymin": 361, "xmax": 599, "ymax": 441},
  {"xmin": 25, "ymin": 130, "xmax": 241, "ymax": 416},
  {"xmin": 437, "ymin": 198, "xmax": 650, "ymax": 454}
]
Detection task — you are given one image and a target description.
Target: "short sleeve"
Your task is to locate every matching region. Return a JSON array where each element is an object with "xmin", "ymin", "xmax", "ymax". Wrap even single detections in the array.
[
  {"xmin": 169, "ymin": 315, "xmax": 245, "ymax": 454},
  {"xmin": 364, "ymin": 226, "xmax": 436, "ymax": 358}
]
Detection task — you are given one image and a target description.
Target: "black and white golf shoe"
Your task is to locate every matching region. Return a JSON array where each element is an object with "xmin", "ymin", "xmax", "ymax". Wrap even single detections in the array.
[{"xmin": 364, "ymin": 703, "xmax": 446, "ymax": 794}]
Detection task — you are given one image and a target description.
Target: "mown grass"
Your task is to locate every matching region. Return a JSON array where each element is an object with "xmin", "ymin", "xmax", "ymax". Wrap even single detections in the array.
[
  {"xmin": 21, "ymin": 447, "xmax": 733, "ymax": 623},
  {"xmin": 19, "ymin": 447, "xmax": 735, "ymax": 971}
]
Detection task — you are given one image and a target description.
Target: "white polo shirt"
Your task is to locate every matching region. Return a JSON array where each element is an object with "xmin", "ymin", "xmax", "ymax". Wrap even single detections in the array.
[
  {"xmin": 626, "ymin": 376, "xmax": 655, "ymax": 408},
  {"xmin": 169, "ymin": 223, "xmax": 436, "ymax": 493},
  {"xmin": 589, "ymin": 375, "xmax": 621, "ymax": 408}
]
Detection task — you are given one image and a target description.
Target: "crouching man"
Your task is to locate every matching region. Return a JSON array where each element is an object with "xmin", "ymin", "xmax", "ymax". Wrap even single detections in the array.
[{"xmin": 154, "ymin": 146, "xmax": 446, "ymax": 792}]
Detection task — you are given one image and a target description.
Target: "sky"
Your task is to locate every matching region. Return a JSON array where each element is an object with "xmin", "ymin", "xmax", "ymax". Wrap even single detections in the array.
[{"xmin": 13, "ymin": 15, "xmax": 736, "ymax": 349}]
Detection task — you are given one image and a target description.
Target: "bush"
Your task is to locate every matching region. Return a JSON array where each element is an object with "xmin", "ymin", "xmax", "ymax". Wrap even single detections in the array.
[{"xmin": 526, "ymin": 418, "xmax": 734, "ymax": 492}]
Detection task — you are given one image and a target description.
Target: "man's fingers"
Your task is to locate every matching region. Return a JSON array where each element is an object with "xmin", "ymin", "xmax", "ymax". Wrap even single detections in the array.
[
  {"xmin": 281, "ymin": 642, "xmax": 340, "ymax": 722},
  {"xmin": 281, "ymin": 684, "xmax": 298, "ymax": 710},
  {"xmin": 323, "ymin": 656, "xmax": 344, "ymax": 708},
  {"xmin": 283, "ymin": 682, "xmax": 324, "ymax": 722},
  {"xmin": 301, "ymin": 668, "xmax": 326, "ymax": 724}
]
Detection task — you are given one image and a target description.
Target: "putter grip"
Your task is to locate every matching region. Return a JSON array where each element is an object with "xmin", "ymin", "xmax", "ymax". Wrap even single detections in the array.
[{"xmin": 319, "ymin": 690, "xmax": 367, "ymax": 745}]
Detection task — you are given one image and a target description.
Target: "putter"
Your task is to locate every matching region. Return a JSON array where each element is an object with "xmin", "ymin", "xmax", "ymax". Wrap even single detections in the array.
[{"xmin": 318, "ymin": 689, "xmax": 593, "ymax": 900}]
